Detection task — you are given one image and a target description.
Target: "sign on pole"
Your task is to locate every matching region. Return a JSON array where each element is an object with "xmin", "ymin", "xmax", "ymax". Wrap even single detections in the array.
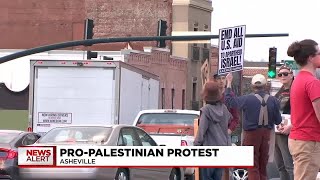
[
  {"xmin": 284, "ymin": 60, "xmax": 298, "ymax": 70},
  {"xmin": 218, "ymin": 25, "xmax": 246, "ymax": 75}
]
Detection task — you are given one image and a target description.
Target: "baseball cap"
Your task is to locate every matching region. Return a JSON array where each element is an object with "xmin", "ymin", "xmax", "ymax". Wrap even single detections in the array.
[
  {"xmin": 251, "ymin": 74, "xmax": 267, "ymax": 86},
  {"xmin": 213, "ymin": 72, "xmax": 227, "ymax": 79}
]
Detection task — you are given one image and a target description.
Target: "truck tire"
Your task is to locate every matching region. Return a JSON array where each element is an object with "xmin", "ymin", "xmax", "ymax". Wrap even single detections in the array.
[
  {"xmin": 115, "ymin": 168, "xmax": 129, "ymax": 180},
  {"xmin": 169, "ymin": 168, "xmax": 180, "ymax": 180},
  {"xmin": 185, "ymin": 174, "xmax": 194, "ymax": 180}
]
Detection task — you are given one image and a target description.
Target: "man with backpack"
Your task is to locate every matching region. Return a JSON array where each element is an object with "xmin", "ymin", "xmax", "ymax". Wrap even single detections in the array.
[{"xmin": 224, "ymin": 73, "xmax": 282, "ymax": 180}]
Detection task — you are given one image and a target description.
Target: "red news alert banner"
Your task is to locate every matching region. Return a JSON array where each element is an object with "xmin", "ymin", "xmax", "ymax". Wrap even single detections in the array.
[{"xmin": 18, "ymin": 146, "xmax": 254, "ymax": 168}]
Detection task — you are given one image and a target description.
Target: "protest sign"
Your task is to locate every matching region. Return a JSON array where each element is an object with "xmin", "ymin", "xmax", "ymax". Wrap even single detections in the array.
[{"xmin": 218, "ymin": 25, "xmax": 246, "ymax": 74}]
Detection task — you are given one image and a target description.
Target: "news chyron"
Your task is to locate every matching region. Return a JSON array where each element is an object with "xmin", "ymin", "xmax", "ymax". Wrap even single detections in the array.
[
  {"xmin": 18, "ymin": 146, "xmax": 254, "ymax": 168},
  {"xmin": 18, "ymin": 146, "xmax": 54, "ymax": 166}
]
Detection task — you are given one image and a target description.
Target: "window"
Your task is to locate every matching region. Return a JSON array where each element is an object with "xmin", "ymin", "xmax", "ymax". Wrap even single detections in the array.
[
  {"xmin": 171, "ymin": 88, "xmax": 175, "ymax": 109},
  {"xmin": 137, "ymin": 113, "xmax": 199, "ymax": 126},
  {"xmin": 194, "ymin": 22, "xmax": 199, "ymax": 31},
  {"xmin": 203, "ymin": 48, "xmax": 210, "ymax": 61},
  {"xmin": 22, "ymin": 134, "xmax": 39, "ymax": 146},
  {"xmin": 182, "ymin": 89, "xmax": 185, "ymax": 110},
  {"xmin": 161, "ymin": 88, "xmax": 165, "ymax": 109},
  {"xmin": 135, "ymin": 128, "xmax": 157, "ymax": 146},
  {"xmin": 37, "ymin": 127, "xmax": 112, "ymax": 144},
  {"xmin": 192, "ymin": 82, "xmax": 197, "ymax": 101},
  {"xmin": 118, "ymin": 128, "xmax": 140, "ymax": 146},
  {"xmin": 192, "ymin": 46, "xmax": 200, "ymax": 61},
  {"xmin": 204, "ymin": 24, "xmax": 209, "ymax": 31}
]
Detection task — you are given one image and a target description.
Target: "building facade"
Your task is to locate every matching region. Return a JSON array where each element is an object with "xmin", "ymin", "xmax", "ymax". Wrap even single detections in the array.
[
  {"xmin": 0, "ymin": 0, "xmax": 212, "ymax": 110},
  {"xmin": 172, "ymin": 0, "xmax": 213, "ymax": 110}
]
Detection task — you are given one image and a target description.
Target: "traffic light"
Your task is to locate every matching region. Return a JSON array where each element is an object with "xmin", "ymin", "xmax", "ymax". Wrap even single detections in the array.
[
  {"xmin": 87, "ymin": 51, "xmax": 98, "ymax": 60},
  {"xmin": 268, "ymin": 47, "xmax": 277, "ymax": 78},
  {"xmin": 157, "ymin": 19, "xmax": 167, "ymax": 48},
  {"xmin": 84, "ymin": 19, "xmax": 94, "ymax": 40}
]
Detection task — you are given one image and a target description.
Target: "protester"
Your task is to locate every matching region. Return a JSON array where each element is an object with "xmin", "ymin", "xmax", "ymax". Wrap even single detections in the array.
[
  {"xmin": 286, "ymin": 39, "xmax": 320, "ymax": 180},
  {"xmin": 212, "ymin": 73, "xmax": 240, "ymax": 136},
  {"xmin": 225, "ymin": 73, "xmax": 282, "ymax": 180},
  {"xmin": 274, "ymin": 65, "xmax": 294, "ymax": 180},
  {"xmin": 194, "ymin": 81, "xmax": 232, "ymax": 180},
  {"xmin": 212, "ymin": 73, "xmax": 240, "ymax": 180}
]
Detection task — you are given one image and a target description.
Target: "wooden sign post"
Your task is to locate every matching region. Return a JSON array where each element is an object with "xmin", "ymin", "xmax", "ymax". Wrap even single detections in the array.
[{"xmin": 194, "ymin": 118, "xmax": 200, "ymax": 180}]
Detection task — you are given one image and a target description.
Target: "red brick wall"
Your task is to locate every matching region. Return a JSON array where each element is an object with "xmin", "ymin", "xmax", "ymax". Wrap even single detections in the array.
[
  {"xmin": 0, "ymin": 0, "xmax": 86, "ymax": 49},
  {"xmin": 85, "ymin": 0, "xmax": 172, "ymax": 49},
  {"xmin": 127, "ymin": 49, "xmax": 187, "ymax": 109},
  {"xmin": 0, "ymin": 0, "xmax": 172, "ymax": 50}
]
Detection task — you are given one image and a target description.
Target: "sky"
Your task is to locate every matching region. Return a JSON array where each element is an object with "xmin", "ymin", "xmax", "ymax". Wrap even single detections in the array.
[
  {"xmin": 1, "ymin": 0, "xmax": 320, "ymax": 91},
  {"xmin": 211, "ymin": 0, "xmax": 320, "ymax": 62}
]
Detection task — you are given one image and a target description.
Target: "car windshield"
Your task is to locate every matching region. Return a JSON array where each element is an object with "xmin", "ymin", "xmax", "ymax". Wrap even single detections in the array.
[
  {"xmin": 137, "ymin": 113, "xmax": 199, "ymax": 125},
  {"xmin": 0, "ymin": 132, "xmax": 20, "ymax": 144},
  {"xmin": 37, "ymin": 126, "xmax": 113, "ymax": 144}
]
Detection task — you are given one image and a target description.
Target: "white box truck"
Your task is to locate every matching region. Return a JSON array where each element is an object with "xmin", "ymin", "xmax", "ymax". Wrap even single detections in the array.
[{"xmin": 27, "ymin": 60, "xmax": 160, "ymax": 135}]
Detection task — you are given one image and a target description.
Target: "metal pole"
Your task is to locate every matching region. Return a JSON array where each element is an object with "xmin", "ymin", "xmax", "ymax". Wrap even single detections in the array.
[{"xmin": 0, "ymin": 33, "xmax": 289, "ymax": 64}]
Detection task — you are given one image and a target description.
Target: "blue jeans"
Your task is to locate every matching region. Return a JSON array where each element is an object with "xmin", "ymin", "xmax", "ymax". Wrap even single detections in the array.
[{"xmin": 200, "ymin": 168, "xmax": 223, "ymax": 180}]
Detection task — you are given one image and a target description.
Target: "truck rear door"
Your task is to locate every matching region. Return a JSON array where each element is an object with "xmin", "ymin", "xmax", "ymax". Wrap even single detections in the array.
[{"xmin": 31, "ymin": 63, "xmax": 116, "ymax": 134}]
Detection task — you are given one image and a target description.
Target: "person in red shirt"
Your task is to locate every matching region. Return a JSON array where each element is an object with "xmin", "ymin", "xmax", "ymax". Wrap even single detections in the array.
[{"xmin": 287, "ymin": 39, "xmax": 320, "ymax": 180}]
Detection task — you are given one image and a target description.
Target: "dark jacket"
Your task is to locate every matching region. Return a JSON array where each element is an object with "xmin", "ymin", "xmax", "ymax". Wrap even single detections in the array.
[
  {"xmin": 221, "ymin": 92, "xmax": 240, "ymax": 131},
  {"xmin": 225, "ymin": 88, "xmax": 282, "ymax": 131},
  {"xmin": 194, "ymin": 102, "xmax": 232, "ymax": 146},
  {"xmin": 274, "ymin": 86, "xmax": 291, "ymax": 114}
]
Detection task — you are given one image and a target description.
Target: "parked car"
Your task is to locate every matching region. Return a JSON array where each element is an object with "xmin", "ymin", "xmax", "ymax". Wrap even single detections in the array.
[
  {"xmin": 133, "ymin": 109, "xmax": 200, "ymax": 179},
  {"xmin": 20, "ymin": 125, "xmax": 184, "ymax": 180},
  {"xmin": 0, "ymin": 130, "xmax": 41, "ymax": 180}
]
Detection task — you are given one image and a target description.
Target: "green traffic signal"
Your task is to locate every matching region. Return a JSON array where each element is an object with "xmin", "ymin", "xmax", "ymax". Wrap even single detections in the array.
[{"xmin": 268, "ymin": 70, "xmax": 276, "ymax": 78}]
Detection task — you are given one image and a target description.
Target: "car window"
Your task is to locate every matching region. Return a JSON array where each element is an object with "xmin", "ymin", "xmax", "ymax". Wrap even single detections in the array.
[
  {"xmin": 137, "ymin": 113, "xmax": 199, "ymax": 125},
  {"xmin": 118, "ymin": 128, "xmax": 141, "ymax": 146},
  {"xmin": 22, "ymin": 134, "xmax": 39, "ymax": 145},
  {"xmin": 135, "ymin": 128, "xmax": 157, "ymax": 146},
  {"xmin": 38, "ymin": 127, "xmax": 112, "ymax": 144}
]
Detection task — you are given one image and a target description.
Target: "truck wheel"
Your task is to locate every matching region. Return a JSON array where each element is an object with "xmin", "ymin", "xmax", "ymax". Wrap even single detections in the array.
[
  {"xmin": 169, "ymin": 168, "xmax": 180, "ymax": 180},
  {"xmin": 185, "ymin": 174, "xmax": 194, "ymax": 180},
  {"xmin": 115, "ymin": 168, "xmax": 129, "ymax": 180}
]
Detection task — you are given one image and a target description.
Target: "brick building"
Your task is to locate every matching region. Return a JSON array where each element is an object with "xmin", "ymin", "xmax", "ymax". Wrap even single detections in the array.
[
  {"xmin": 0, "ymin": 0, "xmax": 172, "ymax": 49},
  {"xmin": 0, "ymin": 0, "xmax": 212, "ymax": 110}
]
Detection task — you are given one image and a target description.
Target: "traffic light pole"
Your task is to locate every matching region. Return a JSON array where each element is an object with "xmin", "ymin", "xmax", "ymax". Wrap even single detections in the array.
[{"xmin": 0, "ymin": 33, "xmax": 289, "ymax": 64}]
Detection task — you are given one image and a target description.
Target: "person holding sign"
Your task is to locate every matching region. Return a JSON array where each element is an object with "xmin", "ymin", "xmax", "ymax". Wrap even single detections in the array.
[
  {"xmin": 286, "ymin": 39, "xmax": 320, "ymax": 180},
  {"xmin": 212, "ymin": 72, "xmax": 240, "ymax": 180},
  {"xmin": 212, "ymin": 73, "xmax": 240, "ymax": 135},
  {"xmin": 194, "ymin": 81, "xmax": 233, "ymax": 180},
  {"xmin": 224, "ymin": 73, "xmax": 282, "ymax": 180},
  {"xmin": 274, "ymin": 65, "xmax": 294, "ymax": 180}
]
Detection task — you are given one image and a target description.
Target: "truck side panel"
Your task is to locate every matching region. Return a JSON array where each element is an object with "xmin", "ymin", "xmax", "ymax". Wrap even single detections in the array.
[
  {"xmin": 118, "ymin": 67, "xmax": 143, "ymax": 124},
  {"xmin": 31, "ymin": 66, "xmax": 116, "ymax": 134},
  {"xmin": 148, "ymin": 78, "xmax": 160, "ymax": 109}
]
